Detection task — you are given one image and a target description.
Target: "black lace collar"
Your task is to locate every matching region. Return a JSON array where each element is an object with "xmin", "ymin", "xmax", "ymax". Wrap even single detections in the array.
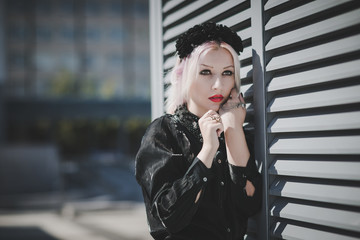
[{"xmin": 173, "ymin": 105, "xmax": 203, "ymax": 143}]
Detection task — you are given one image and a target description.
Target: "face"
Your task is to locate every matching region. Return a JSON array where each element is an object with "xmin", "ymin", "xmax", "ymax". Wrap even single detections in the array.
[{"xmin": 187, "ymin": 47, "xmax": 235, "ymax": 117}]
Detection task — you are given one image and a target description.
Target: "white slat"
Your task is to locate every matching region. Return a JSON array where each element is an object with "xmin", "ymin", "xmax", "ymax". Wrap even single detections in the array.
[
  {"xmin": 268, "ymin": 85, "xmax": 360, "ymax": 112},
  {"xmin": 266, "ymin": 34, "xmax": 360, "ymax": 72},
  {"xmin": 264, "ymin": 0, "xmax": 290, "ymax": 11},
  {"xmin": 239, "ymin": 45, "xmax": 252, "ymax": 62},
  {"xmin": 271, "ymin": 201, "xmax": 360, "ymax": 232},
  {"xmin": 218, "ymin": 8, "xmax": 251, "ymax": 29},
  {"xmin": 267, "ymin": 59, "xmax": 360, "ymax": 92},
  {"xmin": 241, "ymin": 82, "xmax": 253, "ymax": 97},
  {"xmin": 265, "ymin": 0, "xmax": 351, "ymax": 31},
  {"xmin": 163, "ymin": 0, "xmax": 185, "ymax": 13},
  {"xmin": 268, "ymin": 111, "xmax": 360, "ymax": 133},
  {"xmin": 270, "ymin": 180, "xmax": 360, "ymax": 206},
  {"xmin": 269, "ymin": 160, "xmax": 360, "ymax": 180},
  {"xmin": 237, "ymin": 27, "xmax": 252, "ymax": 43},
  {"xmin": 269, "ymin": 135, "xmax": 360, "ymax": 155},
  {"xmin": 163, "ymin": 0, "xmax": 213, "ymax": 27},
  {"xmin": 163, "ymin": 55, "xmax": 176, "ymax": 70},
  {"xmin": 240, "ymin": 64, "xmax": 252, "ymax": 80},
  {"xmin": 271, "ymin": 222, "xmax": 360, "ymax": 240},
  {"xmin": 266, "ymin": 8, "xmax": 360, "ymax": 51},
  {"xmin": 163, "ymin": 41, "xmax": 176, "ymax": 56}
]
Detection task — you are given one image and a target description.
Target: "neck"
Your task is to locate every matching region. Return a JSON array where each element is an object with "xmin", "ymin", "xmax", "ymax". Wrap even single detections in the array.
[{"xmin": 187, "ymin": 102, "xmax": 205, "ymax": 118}]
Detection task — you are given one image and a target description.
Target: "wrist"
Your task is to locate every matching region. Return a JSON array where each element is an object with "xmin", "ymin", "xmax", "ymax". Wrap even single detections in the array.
[
  {"xmin": 224, "ymin": 123, "xmax": 244, "ymax": 135},
  {"xmin": 197, "ymin": 146, "xmax": 216, "ymax": 168}
]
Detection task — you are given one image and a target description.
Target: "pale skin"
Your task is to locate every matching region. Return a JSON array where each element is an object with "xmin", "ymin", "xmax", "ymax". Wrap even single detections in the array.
[{"xmin": 187, "ymin": 47, "xmax": 255, "ymax": 201}]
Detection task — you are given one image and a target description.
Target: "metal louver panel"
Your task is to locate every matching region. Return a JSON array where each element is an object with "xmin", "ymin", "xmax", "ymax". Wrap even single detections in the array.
[
  {"xmin": 151, "ymin": 0, "xmax": 360, "ymax": 239},
  {"xmin": 265, "ymin": 0, "xmax": 360, "ymax": 239}
]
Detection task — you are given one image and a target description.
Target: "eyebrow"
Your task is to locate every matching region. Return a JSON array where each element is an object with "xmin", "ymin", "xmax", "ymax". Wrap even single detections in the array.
[
  {"xmin": 200, "ymin": 64, "xmax": 234, "ymax": 69},
  {"xmin": 223, "ymin": 65, "xmax": 234, "ymax": 69}
]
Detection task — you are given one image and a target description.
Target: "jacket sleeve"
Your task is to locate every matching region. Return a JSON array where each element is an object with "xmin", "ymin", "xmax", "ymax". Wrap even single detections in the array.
[
  {"xmin": 135, "ymin": 116, "xmax": 212, "ymax": 233},
  {"xmin": 227, "ymin": 130, "xmax": 262, "ymax": 217}
]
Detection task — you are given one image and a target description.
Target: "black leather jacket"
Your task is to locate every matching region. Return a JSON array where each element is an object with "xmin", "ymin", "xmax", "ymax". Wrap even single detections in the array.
[{"xmin": 135, "ymin": 106, "xmax": 262, "ymax": 240}]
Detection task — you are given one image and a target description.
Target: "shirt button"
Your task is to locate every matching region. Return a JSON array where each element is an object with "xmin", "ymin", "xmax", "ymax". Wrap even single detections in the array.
[
  {"xmin": 203, "ymin": 177, "xmax": 208, "ymax": 182},
  {"xmin": 217, "ymin": 159, "xmax": 222, "ymax": 164},
  {"xmin": 220, "ymin": 181, "xmax": 225, "ymax": 186}
]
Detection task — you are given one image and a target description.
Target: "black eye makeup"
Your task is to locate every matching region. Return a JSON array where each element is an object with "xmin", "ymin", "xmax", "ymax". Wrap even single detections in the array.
[
  {"xmin": 223, "ymin": 70, "xmax": 233, "ymax": 76},
  {"xmin": 200, "ymin": 69, "xmax": 211, "ymax": 75}
]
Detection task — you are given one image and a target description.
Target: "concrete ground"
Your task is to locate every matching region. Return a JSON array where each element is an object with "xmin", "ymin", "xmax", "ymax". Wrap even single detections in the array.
[
  {"xmin": 0, "ymin": 202, "xmax": 150, "ymax": 240},
  {"xmin": 0, "ymin": 153, "xmax": 152, "ymax": 239}
]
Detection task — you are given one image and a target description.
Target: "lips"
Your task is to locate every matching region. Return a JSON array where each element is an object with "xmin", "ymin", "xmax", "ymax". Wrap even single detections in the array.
[{"xmin": 209, "ymin": 94, "xmax": 224, "ymax": 102}]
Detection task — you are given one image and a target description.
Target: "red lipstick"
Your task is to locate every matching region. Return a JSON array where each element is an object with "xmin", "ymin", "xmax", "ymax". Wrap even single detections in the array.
[{"xmin": 209, "ymin": 94, "xmax": 224, "ymax": 102}]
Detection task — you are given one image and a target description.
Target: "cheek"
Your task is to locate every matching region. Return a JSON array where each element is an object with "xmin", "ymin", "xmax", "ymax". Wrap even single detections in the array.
[{"xmin": 225, "ymin": 78, "xmax": 235, "ymax": 91}]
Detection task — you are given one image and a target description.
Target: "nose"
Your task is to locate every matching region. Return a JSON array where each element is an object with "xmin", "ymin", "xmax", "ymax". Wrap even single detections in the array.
[{"xmin": 212, "ymin": 75, "xmax": 222, "ymax": 90}]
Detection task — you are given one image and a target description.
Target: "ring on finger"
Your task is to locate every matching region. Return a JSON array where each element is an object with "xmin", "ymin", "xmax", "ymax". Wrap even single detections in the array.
[
  {"xmin": 210, "ymin": 115, "xmax": 221, "ymax": 122},
  {"xmin": 237, "ymin": 102, "xmax": 246, "ymax": 109}
]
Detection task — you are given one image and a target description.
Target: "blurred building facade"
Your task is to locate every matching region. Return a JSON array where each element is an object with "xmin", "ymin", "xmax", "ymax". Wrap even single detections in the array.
[
  {"xmin": 0, "ymin": 0, "xmax": 150, "ymax": 208},
  {"xmin": 0, "ymin": 0, "xmax": 151, "ymax": 156},
  {"xmin": 2, "ymin": 0, "xmax": 150, "ymax": 99}
]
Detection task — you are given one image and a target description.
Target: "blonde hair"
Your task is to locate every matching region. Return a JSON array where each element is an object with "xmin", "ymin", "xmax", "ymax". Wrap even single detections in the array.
[{"xmin": 164, "ymin": 41, "xmax": 241, "ymax": 114}]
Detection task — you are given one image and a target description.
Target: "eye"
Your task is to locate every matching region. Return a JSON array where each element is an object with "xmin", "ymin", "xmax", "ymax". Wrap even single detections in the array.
[
  {"xmin": 223, "ymin": 70, "xmax": 233, "ymax": 76},
  {"xmin": 200, "ymin": 69, "xmax": 211, "ymax": 75}
]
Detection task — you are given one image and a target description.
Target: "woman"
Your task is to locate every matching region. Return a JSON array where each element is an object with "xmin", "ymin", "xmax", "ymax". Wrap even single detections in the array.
[{"xmin": 135, "ymin": 22, "xmax": 262, "ymax": 240}]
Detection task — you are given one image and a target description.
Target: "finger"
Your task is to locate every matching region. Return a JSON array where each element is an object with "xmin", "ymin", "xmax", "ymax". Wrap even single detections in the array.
[
  {"xmin": 209, "ymin": 121, "xmax": 223, "ymax": 137},
  {"xmin": 238, "ymin": 91, "xmax": 245, "ymax": 102},
  {"xmin": 227, "ymin": 88, "xmax": 238, "ymax": 101},
  {"xmin": 231, "ymin": 87, "xmax": 239, "ymax": 96},
  {"xmin": 209, "ymin": 114, "xmax": 222, "ymax": 123},
  {"xmin": 204, "ymin": 110, "xmax": 217, "ymax": 118},
  {"xmin": 216, "ymin": 124, "xmax": 224, "ymax": 137}
]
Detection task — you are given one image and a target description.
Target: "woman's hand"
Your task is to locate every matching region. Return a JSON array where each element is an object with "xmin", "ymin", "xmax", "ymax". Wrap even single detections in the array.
[
  {"xmin": 197, "ymin": 110, "xmax": 224, "ymax": 168},
  {"xmin": 220, "ymin": 88, "xmax": 250, "ymax": 167},
  {"xmin": 219, "ymin": 88, "xmax": 246, "ymax": 131}
]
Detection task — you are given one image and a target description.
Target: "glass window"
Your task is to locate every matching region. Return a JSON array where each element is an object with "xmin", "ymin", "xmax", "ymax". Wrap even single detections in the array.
[
  {"xmin": 7, "ymin": 0, "xmax": 26, "ymax": 13},
  {"xmin": 110, "ymin": 1, "xmax": 122, "ymax": 15},
  {"xmin": 134, "ymin": 1, "xmax": 148, "ymax": 17},
  {"xmin": 36, "ymin": 0, "xmax": 52, "ymax": 14},
  {"xmin": 8, "ymin": 25, "xmax": 27, "ymax": 40},
  {"xmin": 86, "ymin": 0, "xmax": 101, "ymax": 16},
  {"xmin": 59, "ymin": 0, "xmax": 74, "ymax": 15},
  {"xmin": 86, "ymin": 28, "xmax": 101, "ymax": 41},
  {"xmin": 60, "ymin": 54, "xmax": 79, "ymax": 72},
  {"xmin": 9, "ymin": 53, "xmax": 25, "ymax": 69},
  {"xmin": 35, "ymin": 52, "xmax": 56, "ymax": 71},
  {"xmin": 109, "ymin": 28, "xmax": 127, "ymax": 42},
  {"xmin": 61, "ymin": 26, "xmax": 75, "ymax": 41},
  {"xmin": 108, "ymin": 54, "xmax": 123, "ymax": 68},
  {"xmin": 36, "ymin": 26, "xmax": 52, "ymax": 41},
  {"xmin": 85, "ymin": 55, "xmax": 95, "ymax": 69}
]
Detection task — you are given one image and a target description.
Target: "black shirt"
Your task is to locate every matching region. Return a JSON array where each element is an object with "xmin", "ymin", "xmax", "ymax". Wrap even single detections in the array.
[{"xmin": 135, "ymin": 106, "xmax": 262, "ymax": 240}]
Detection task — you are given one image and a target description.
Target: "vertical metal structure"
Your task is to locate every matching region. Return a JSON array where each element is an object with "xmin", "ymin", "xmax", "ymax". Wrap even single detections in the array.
[
  {"xmin": 150, "ymin": 0, "xmax": 164, "ymax": 120},
  {"xmin": 0, "ymin": 0, "xmax": 5, "ymax": 143},
  {"xmin": 150, "ymin": 0, "xmax": 360, "ymax": 238},
  {"xmin": 251, "ymin": 0, "xmax": 269, "ymax": 239}
]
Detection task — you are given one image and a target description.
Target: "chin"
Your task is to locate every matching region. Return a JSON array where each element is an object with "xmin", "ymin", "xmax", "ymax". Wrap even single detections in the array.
[{"xmin": 208, "ymin": 104, "xmax": 220, "ymax": 112}]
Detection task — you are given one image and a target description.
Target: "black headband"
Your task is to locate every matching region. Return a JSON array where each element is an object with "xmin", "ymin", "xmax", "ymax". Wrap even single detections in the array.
[{"xmin": 175, "ymin": 22, "xmax": 243, "ymax": 59}]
